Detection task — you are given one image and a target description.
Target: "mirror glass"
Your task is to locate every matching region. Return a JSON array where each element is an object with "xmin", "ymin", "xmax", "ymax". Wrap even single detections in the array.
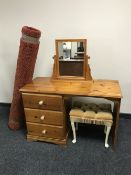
[
  {"xmin": 58, "ymin": 41, "xmax": 84, "ymax": 60},
  {"xmin": 57, "ymin": 41, "xmax": 85, "ymax": 76}
]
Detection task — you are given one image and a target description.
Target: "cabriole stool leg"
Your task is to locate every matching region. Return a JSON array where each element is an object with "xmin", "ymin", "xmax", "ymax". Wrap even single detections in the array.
[
  {"xmin": 71, "ymin": 121, "xmax": 76, "ymax": 143},
  {"xmin": 76, "ymin": 123, "xmax": 78, "ymax": 131},
  {"xmin": 104, "ymin": 125, "xmax": 107, "ymax": 134},
  {"xmin": 105, "ymin": 126, "xmax": 111, "ymax": 148}
]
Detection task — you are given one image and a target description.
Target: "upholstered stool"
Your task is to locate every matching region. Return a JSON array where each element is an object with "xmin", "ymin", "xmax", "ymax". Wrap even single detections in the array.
[{"xmin": 69, "ymin": 102, "xmax": 113, "ymax": 148}]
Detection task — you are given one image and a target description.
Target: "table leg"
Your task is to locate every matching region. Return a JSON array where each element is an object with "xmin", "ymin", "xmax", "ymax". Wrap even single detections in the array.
[{"xmin": 112, "ymin": 99, "xmax": 121, "ymax": 150}]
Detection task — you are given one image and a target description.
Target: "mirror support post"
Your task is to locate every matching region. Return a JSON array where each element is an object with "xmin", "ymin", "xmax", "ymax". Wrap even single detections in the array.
[{"xmin": 85, "ymin": 55, "xmax": 92, "ymax": 80}]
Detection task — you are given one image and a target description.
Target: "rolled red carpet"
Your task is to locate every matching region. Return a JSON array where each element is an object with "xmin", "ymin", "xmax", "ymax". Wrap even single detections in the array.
[{"xmin": 8, "ymin": 26, "xmax": 41, "ymax": 130}]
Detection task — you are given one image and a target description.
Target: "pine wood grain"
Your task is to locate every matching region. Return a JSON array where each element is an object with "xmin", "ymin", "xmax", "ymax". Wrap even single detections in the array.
[{"xmin": 20, "ymin": 77, "xmax": 122, "ymax": 99}]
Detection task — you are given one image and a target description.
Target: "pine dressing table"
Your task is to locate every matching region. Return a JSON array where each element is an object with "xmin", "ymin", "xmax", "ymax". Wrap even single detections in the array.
[
  {"xmin": 20, "ymin": 77, "xmax": 122, "ymax": 150},
  {"xmin": 20, "ymin": 39, "xmax": 122, "ymax": 150}
]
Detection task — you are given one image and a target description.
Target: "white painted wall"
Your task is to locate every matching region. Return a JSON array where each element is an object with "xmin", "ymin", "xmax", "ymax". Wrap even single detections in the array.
[{"xmin": 0, "ymin": 0, "xmax": 131, "ymax": 113}]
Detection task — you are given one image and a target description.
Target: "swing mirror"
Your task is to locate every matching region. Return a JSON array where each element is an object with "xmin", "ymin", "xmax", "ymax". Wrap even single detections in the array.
[{"xmin": 52, "ymin": 39, "xmax": 92, "ymax": 80}]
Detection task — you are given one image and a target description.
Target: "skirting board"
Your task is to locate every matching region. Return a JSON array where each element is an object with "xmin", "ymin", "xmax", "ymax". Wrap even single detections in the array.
[
  {"xmin": 0, "ymin": 103, "xmax": 11, "ymax": 107},
  {"xmin": 120, "ymin": 113, "xmax": 131, "ymax": 119},
  {"xmin": 0, "ymin": 103, "xmax": 131, "ymax": 119}
]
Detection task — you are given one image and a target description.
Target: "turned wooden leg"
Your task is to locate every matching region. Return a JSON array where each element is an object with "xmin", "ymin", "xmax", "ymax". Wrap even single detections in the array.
[
  {"xmin": 105, "ymin": 126, "xmax": 111, "ymax": 148},
  {"xmin": 71, "ymin": 121, "xmax": 76, "ymax": 143}
]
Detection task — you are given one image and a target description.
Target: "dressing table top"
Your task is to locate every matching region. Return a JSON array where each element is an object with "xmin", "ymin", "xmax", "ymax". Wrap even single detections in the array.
[{"xmin": 20, "ymin": 77, "xmax": 122, "ymax": 99}]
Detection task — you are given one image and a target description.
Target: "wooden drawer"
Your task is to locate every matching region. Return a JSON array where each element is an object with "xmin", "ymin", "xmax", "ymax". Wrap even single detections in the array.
[
  {"xmin": 27, "ymin": 122, "xmax": 65, "ymax": 139},
  {"xmin": 24, "ymin": 108, "xmax": 63, "ymax": 126},
  {"xmin": 22, "ymin": 93, "xmax": 63, "ymax": 111}
]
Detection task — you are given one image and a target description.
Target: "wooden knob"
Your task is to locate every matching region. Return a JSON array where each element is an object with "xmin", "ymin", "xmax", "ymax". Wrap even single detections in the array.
[
  {"xmin": 42, "ymin": 130, "xmax": 46, "ymax": 134},
  {"xmin": 38, "ymin": 100, "xmax": 43, "ymax": 105},
  {"xmin": 40, "ymin": 115, "xmax": 45, "ymax": 120}
]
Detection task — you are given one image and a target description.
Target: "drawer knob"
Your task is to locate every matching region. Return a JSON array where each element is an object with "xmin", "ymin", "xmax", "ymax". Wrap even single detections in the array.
[
  {"xmin": 42, "ymin": 130, "xmax": 47, "ymax": 134},
  {"xmin": 38, "ymin": 100, "xmax": 44, "ymax": 105},
  {"xmin": 40, "ymin": 115, "xmax": 45, "ymax": 120}
]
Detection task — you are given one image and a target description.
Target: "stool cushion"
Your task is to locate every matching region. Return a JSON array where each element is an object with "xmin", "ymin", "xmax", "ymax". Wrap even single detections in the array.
[
  {"xmin": 70, "ymin": 101, "xmax": 113, "ymax": 126},
  {"xmin": 95, "ymin": 111, "xmax": 113, "ymax": 120},
  {"xmin": 83, "ymin": 110, "xmax": 96, "ymax": 118},
  {"xmin": 81, "ymin": 103, "xmax": 98, "ymax": 112},
  {"xmin": 98, "ymin": 103, "xmax": 112, "ymax": 112},
  {"xmin": 72, "ymin": 101, "xmax": 84, "ymax": 108},
  {"xmin": 69, "ymin": 108, "xmax": 84, "ymax": 117}
]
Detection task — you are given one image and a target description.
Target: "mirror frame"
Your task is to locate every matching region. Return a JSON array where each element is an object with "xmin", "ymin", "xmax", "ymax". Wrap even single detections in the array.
[{"xmin": 52, "ymin": 39, "xmax": 92, "ymax": 80}]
